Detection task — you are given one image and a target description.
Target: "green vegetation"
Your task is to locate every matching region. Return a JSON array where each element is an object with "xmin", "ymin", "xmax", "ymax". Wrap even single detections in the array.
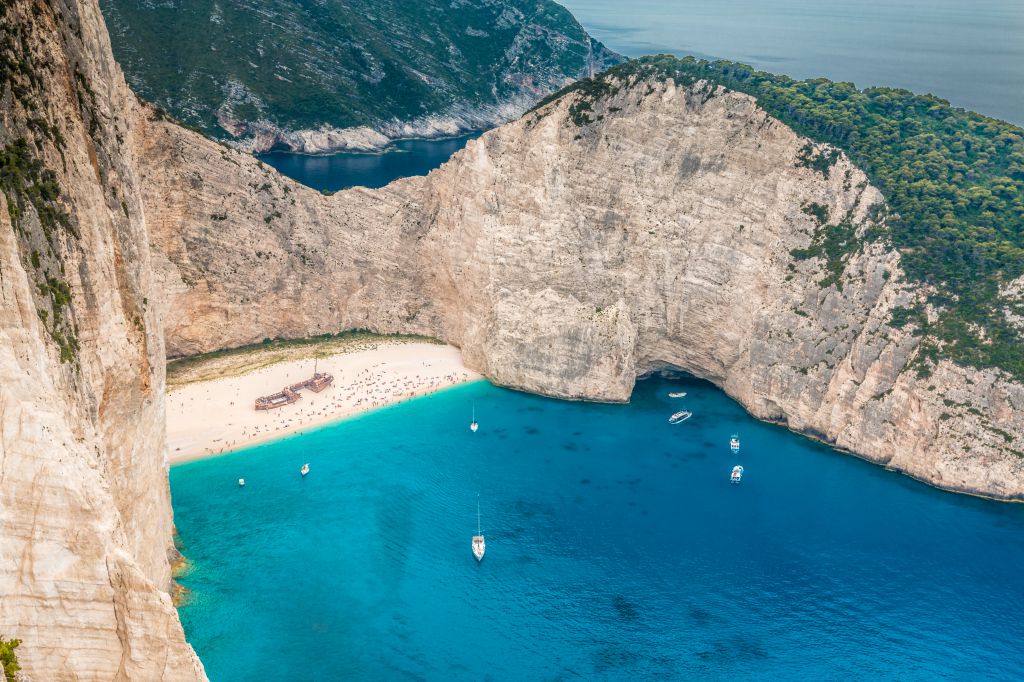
[
  {"xmin": 796, "ymin": 142, "xmax": 841, "ymax": 178},
  {"xmin": 100, "ymin": 0, "xmax": 620, "ymax": 141},
  {"xmin": 1, "ymin": 139, "xmax": 81, "ymax": 365},
  {"xmin": 548, "ymin": 55, "xmax": 1024, "ymax": 379},
  {"xmin": 0, "ymin": 138, "xmax": 76, "ymax": 243},
  {"xmin": 1, "ymin": 636, "xmax": 20, "ymax": 680},
  {"xmin": 791, "ymin": 214, "xmax": 859, "ymax": 291}
]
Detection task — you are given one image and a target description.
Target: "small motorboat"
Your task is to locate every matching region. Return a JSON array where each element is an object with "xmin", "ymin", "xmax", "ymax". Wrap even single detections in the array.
[
  {"xmin": 730, "ymin": 434, "xmax": 740, "ymax": 453},
  {"xmin": 238, "ymin": 478, "xmax": 245, "ymax": 487},
  {"xmin": 470, "ymin": 403, "xmax": 479, "ymax": 433},
  {"xmin": 473, "ymin": 500, "xmax": 486, "ymax": 562},
  {"xmin": 668, "ymin": 391, "xmax": 687, "ymax": 398},
  {"xmin": 668, "ymin": 410, "xmax": 692, "ymax": 424},
  {"xmin": 731, "ymin": 465, "xmax": 743, "ymax": 483},
  {"xmin": 300, "ymin": 463, "xmax": 310, "ymax": 477}
]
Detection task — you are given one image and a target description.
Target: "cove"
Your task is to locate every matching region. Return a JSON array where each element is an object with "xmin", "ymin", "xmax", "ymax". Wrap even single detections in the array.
[
  {"xmin": 257, "ymin": 133, "xmax": 480, "ymax": 193},
  {"xmin": 171, "ymin": 376, "xmax": 1024, "ymax": 679}
]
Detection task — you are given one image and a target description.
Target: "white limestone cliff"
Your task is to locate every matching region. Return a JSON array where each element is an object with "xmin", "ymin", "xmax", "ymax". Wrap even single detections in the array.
[
  {"xmin": 0, "ymin": 0, "xmax": 204, "ymax": 678},
  {"xmin": 142, "ymin": 75, "xmax": 1024, "ymax": 502},
  {"xmin": 3, "ymin": 0, "xmax": 1023, "ymax": 678}
]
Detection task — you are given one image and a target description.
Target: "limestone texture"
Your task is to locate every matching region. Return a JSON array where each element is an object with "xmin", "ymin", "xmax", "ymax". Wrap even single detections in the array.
[
  {"xmin": 3, "ymin": 0, "xmax": 1024, "ymax": 679},
  {"xmin": 144, "ymin": 76, "xmax": 1024, "ymax": 502},
  {"xmin": 0, "ymin": 0, "xmax": 204, "ymax": 678}
]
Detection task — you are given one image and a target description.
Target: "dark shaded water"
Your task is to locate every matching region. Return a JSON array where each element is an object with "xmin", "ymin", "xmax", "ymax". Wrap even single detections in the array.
[
  {"xmin": 561, "ymin": 0, "xmax": 1024, "ymax": 125},
  {"xmin": 258, "ymin": 133, "xmax": 479, "ymax": 192},
  {"xmin": 172, "ymin": 377, "xmax": 1024, "ymax": 680}
]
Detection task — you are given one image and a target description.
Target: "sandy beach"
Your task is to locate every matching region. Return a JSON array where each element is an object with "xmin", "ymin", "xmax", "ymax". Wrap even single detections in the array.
[{"xmin": 166, "ymin": 340, "xmax": 480, "ymax": 462}]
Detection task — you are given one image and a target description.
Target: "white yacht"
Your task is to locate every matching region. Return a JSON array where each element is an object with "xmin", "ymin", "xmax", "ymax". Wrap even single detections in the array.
[
  {"xmin": 731, "ymin": 465, "xmax": 744, "ymax": 483},
  {"xmin": 300, "ymin": 463, "xmax": 309, "ymax": 477},
  {"xmin": 470, "ymin": 403, "xmax": 479, "ymax": 433},
  {"xmin": 668, "ymin": 391, "xmax": 687, "ymax": 398},
  {"xmin": 730, "ymin": 434, "xmax": 740, "ymax": 453},
  {"xmin": 668, "ymin": 410, "xmax": 692, "ymax": 424},
  {"xmin": 472, "ymin": 501, "xmax": 486, "ymax": 562},
  {"xmin": 238, "ymin": 478, "xmax": 245, "ymax": 487}
]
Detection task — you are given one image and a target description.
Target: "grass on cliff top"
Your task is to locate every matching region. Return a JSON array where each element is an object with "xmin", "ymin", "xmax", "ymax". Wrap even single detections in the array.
[
  {"xmin": 166, "ymin": 331, "xmax": 442, "ymax": 389},
  {"xmin": 541, "ymin": 55, "xmax": 1024, "ymax": 380}
]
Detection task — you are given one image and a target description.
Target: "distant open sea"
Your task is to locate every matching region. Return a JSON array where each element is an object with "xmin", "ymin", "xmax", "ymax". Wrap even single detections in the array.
[
  {"xmin": 172, "ymin": 377, "xmax": 1024, "ymax": 680},
  {"xmin": 561, "ymin": 0, "xmax": 1024, "ymax": 126}
]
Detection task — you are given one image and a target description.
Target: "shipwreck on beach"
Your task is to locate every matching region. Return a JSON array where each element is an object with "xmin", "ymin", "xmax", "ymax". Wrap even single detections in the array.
[{"xmin": 255, "ymin": 372, "xmax": 334, "ymax": 410}]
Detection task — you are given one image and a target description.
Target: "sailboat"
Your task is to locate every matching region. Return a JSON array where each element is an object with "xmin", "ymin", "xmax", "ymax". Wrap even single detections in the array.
[
  {"xmin": 300, "ymin": 463, "xmax": 310, "ymax": 477},
  {"xmin": 470, "ymin": 403, "xmax": 479, "ymax": 433},
  {"xmin": 472, "ymin": 500, "xmax": 486, "ymax": 562}
]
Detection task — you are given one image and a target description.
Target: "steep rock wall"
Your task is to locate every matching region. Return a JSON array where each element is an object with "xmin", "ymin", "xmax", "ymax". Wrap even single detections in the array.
[
  {"xmin": 3, "ymin": 0, "xmax": 1023, "ymax": 675},
  {"xmin": 144, "ymin": 75, "xmax": 1024, "ymax": 500},
  {"xmin": 0, "ymin": 0, "xmax": 204, "ymax": 678}
]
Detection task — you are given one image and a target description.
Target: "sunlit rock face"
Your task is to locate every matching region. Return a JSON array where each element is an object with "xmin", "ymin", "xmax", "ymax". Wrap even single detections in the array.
[
  {"xmin": 2, "ymin": 1, "xmax": 1022, "ymax": 677},
  {"xmin": 0, "ymin": 0, "xmax": 204, "ymax": 678},
  {"xmin": 146, "ymin": 74, "xmax": 1023, "ymax": 501}
]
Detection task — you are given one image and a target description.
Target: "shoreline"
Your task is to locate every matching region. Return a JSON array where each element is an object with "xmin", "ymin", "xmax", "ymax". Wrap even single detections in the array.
[
  {"xmin": 166, "ymin": 340, "xmax": 480, "ymax": 464},
  {"xmin": 255, "ymin": 130, "xmax": 485, "ymax": 159}
]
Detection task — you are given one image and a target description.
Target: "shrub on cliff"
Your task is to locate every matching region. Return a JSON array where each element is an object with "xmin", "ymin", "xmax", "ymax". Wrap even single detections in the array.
[{"xmin": 0, "ymin": 637, "xmax": 21, "ymax": 680}]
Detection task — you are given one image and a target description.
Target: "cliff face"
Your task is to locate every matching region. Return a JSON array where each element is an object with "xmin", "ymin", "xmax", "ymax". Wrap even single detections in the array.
[
  {"xmin": 4, "ymin": 0, "xmax": 1023, "ymax": 676},
  {"xmin": 143, "ymin": 75, "xmax": 1024, "ymax": 501},
  {"xmin": 0, "ymin": 0, "xmax": 204, "ymax": 679}
]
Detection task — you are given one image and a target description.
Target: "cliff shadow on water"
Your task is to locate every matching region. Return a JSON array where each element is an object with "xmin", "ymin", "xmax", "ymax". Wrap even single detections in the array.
[{"xmin": 257, "ymin": 132, "xmax": 483, "ymax": 192}]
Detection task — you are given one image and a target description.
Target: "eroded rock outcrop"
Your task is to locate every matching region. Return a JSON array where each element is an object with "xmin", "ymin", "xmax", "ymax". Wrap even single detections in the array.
[
  {"xmin": 142, "ymin": 74, "xmax": 1024, "ymax": 501},
  {"xmin": 0, "ymin": 0, "xmax": 204, "ymax": 679}
]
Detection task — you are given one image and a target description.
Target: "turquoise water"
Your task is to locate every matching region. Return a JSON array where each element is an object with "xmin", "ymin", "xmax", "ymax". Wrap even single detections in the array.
[
  {"xmin": 172, "ymin": 377, "xmax": 1024, "ymax": 680},
  {"xmin": 258, "ymin": 133, "xmax": 479, "ymax": 192},
  {"xmin": 560, "ymin": 0, "xmax": 1024, "ymax": 126}
]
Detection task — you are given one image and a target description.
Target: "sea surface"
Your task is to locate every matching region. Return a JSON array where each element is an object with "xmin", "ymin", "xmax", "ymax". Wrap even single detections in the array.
[
  {"xmin": 560, "ymin": 0, "xmax": 1024, "ymax": 126},
  {"xmin": 257, "ymin": 133, "xmax": 479, "ymax": 192},
  {"xmin": 172, "ymin": 376, "xmax": 1024, "ymax": 680}
]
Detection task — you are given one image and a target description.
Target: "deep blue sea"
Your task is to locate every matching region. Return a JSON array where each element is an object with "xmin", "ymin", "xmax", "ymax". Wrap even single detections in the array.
[
  {"xmin": 172, "ymin": 376, "xmax": 1024, "ymax": 680},
  {"xmin": 257, "ymin": 133, "xmax": 479, "ymax": 192}
]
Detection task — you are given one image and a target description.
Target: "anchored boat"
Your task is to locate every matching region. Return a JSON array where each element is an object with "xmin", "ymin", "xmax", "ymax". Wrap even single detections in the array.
[
  {"xmin": 731, "ymin": 465, "xmax": 743, "ymax": 483},
  {"xmin": 668, "ymin": 391, "xmax": 687, "ymax": 398},
  {"xmin": 730, "ymin": 434, "xmax": 740, "ymax": 453},
  {"xmin": 472, "ymin": 500, "xmax": 486, "ymax": 562},
  {"xmin": 668, "ymin": 410, "xmax": 692, "ymax": 424}
]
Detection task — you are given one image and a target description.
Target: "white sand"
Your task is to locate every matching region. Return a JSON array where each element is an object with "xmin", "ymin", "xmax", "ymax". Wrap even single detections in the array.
[{"xmin": 166, "ymin": 342, "xmax": 480, "ymax": 462}]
